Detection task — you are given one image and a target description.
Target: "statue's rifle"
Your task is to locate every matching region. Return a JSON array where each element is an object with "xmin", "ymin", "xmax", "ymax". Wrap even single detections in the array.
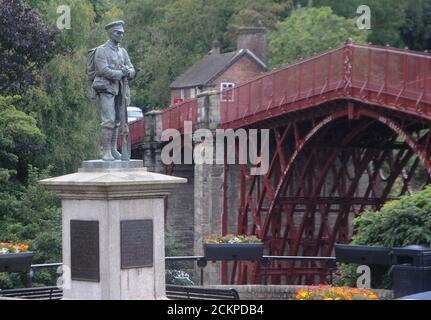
[{"xmin": 120, "ymin": 75, "xmax": 131, "ymax": 161}]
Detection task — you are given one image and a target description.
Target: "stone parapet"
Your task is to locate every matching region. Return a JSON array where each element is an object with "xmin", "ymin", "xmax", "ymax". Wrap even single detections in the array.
[
  {"xmin": 197, "ymin": 90, "xmax": 220, "ymax": 130},
  {"xmin": 144, "ymin": 110, "xmax": 164, "ymax": 143}
]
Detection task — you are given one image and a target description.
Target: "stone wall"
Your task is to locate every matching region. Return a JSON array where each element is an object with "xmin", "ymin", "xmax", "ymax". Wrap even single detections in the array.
[{"xmin": 167, "ymin": 164, "xmax": 195, "ymax": 255}]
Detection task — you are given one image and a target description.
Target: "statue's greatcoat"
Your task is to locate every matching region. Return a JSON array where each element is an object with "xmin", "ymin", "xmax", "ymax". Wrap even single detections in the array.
[{"xmin": 93, "ymin": 39, "xmax": 136, "ymax": 129}]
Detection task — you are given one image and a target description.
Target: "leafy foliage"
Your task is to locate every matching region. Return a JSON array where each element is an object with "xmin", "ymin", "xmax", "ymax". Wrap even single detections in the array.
[
  {"xmin": 310, "ymin": 0, "xmax": 363, "ymax": 18},
  {"xmin": 0, "ymin": 0, "xmax": 57, "ymax": 94},
  {"xmin": 269, "ymin": 7, "xmax": 367, "ymax": 67},
  {"xmin": 0, "ymin": 167, "xmax": 61, "ymax": 289},
  {"xmin": 122, "ymin": 0, "xmax": 291, "ymax": 108},
  {"xmin": 18, "ymin": 51, "xmax": 100, "ymax": 175},
  {"xmin": 334, "ymin": 187, "xmax": 431, "ymax": 288},
  {"xmin": 353, "ymin": 189, "xmax": 431, "ymax": 247},
  {"xmin": 33, "ymin": 0, "xmax": 96, "ymax": 51},
  {"xmin": 365, "ymin": 0, "xmax": 409, "ymax": 47},
  {"xmin": 401, "ymin": 0, "xmax": 431, "ymax": 51},
  {"xmin": 0, "ymin": 96, "xmax": 45, "ymax": 183}
]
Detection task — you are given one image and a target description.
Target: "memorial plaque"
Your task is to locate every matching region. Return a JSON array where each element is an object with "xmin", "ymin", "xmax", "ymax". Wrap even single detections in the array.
[
  {"xmin": 121, "ymin": 220, "xmax": 153, "ymax": 269},
  {"xmin": 70, "ymin": 220, "xmax": 100, "ymax": 282}
]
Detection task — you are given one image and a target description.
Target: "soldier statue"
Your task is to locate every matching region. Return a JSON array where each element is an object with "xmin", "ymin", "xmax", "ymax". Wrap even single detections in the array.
[{"xmin": 90, "ymin": 20, "xmax": 136, "ymax": 161}]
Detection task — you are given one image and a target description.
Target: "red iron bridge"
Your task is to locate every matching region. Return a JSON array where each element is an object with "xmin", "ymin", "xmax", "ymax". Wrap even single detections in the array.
[{"xmin": 129, "ymin": 40, "xmax": 431, "ymax": 285}]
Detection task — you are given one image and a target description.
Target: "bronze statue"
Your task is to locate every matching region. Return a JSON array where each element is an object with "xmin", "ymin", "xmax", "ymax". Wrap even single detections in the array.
[{"xmin": 89, "ymin": 20, "xmax": 136, "ymax": 161}]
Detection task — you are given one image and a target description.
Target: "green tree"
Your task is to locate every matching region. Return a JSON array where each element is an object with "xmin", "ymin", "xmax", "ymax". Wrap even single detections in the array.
[
  {"xmin": 0, "ymin": 96, "xmax": 45, "ymax": 183},
  {"xmin": 16, "ymin": 0, "xmax": 101, "ymax": 174},
  {"xmin": 19, "ymin": 50, "xmax": 100, "ymax": 175},
  {"xmin": 401, "ymin": 0, "xmax": 431, "ymax": 51},
  {"xmin": 224, "ymin": 0, "xmax": 291, "ymax": 52},
  {"xmin": 123, "ymin": 0, "xmax": 230, "ymax": 108},
  {"xmin": 353, "ymin": 190, "xmax": 431, "ymax": 247},
  {"xmin": 365, "ymin": 0, "xmax": 408, "ymax": 47},
  {"xmin": 0, "ymin": 96, "xmax": 59, "ymax": 289},
  {"xmin": 309, "ymin": 0, "xmax": 363, "ymax": 18},
  {"xmin": 269, "ymin": 7, "xmax": 367, "ymax": 67},
  {"xmin": 121, "ymin": 0, "xmax": 293, "ymax": 108},
  {"xmin": 28, "ymin": 0, "xmax": 96, "ymax": 51},
  {"xmin": 0, "ymin": 166, "xmax": 61, "ymax": 289},
  {"xmin": 306, "ymin": 0, "xmax": 411, "ymax": 48},
  {"xmin": 0, "ymin": 0, "xmax": 57, "ymax": 94}
]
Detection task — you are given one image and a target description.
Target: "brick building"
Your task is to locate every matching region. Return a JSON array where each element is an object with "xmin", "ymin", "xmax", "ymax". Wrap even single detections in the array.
[{"xmin": 170, "ymin": 27, "xmax": 268, "ymax": 104}]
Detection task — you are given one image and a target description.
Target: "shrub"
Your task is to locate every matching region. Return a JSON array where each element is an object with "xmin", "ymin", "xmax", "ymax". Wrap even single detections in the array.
[{"xmin": 334, "ymin": 186, "xmax": 431, "ymax": 288}]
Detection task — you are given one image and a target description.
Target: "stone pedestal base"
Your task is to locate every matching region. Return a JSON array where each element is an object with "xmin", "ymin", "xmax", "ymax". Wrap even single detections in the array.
[
  {"xmin": 80, "ymin": 160, "xmax": 143, "ymax": 171},
  {"xmin": 40, "ymin": 162, "xmax": 186, "ymax": 300}
]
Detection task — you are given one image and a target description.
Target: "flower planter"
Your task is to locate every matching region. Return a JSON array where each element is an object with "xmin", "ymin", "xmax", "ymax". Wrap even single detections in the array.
[
  {"xmin": 0, "ymin": 252, "xmax": 34, "ymax": 273},
  {"xmin": 204, "ymin": 243, "xmax": 264, "ymax": 261}
]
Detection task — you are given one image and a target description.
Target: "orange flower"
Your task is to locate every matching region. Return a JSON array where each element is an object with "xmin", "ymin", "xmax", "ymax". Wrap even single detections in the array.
[
  {"xmin": 295, "ymin": 285, "xmax": 379, "ymax": 300},
  {"xmin": 0, "ymin": 242, "xmax": 29, "ymax": 253}
]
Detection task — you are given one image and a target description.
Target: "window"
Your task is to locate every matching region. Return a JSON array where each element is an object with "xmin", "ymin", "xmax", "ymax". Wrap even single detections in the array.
[
  {"xmin": 220, "ymin": 82, "xmax": 235, "ymax": 101},
  {"xmin": 190, "ymin": 87, "xmax": 201, "ymax": 99}
]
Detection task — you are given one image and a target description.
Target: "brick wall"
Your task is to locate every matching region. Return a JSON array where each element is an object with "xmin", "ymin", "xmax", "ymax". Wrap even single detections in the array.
[
  {"xmin": 208, "ymin": 54, "xmax": 266, "ymax": 92},
  {"xmin": 237, "ymin": 27, "xmax": 267, "ymax": 65},
  {"xmin": 171, "ymin": 54, "xmax": 266, "ymax": 103}
]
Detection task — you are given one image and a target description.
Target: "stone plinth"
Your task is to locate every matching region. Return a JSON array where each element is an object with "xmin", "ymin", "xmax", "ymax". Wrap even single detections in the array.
[
  {"xmin": 40, "ymin": 163, "xmax": 187, "ymax": 300},
  {"xmin": 80, "ymin": 159, "xmax": 143, "ymax": 171}
]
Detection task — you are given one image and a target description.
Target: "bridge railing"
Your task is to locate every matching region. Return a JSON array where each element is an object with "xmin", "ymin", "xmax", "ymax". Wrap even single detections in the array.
[
  {"xmin": 159, "ymin": 41, "xmax": 431, "ymax": 133},
  {"xmin": 118, "ymin": 117, "xmax": 145, "ymax": 149},
  {"xmin": 350, "ymin": 43, "xmax": 431, "ymax": 113},
  {"xmin": 219, "ymin": 44, "xmax": 346, "ymax": 128},
  {"xmin": 219, "ymin": 41, "xmax": 431, "ymax": 129},
  {"xmin": 129, "ymin": 118, "xmax": 145, "ymax": 146},
  {"xmin": 162, "ymin": 98, "xmax": 198, "ymax": 133}
]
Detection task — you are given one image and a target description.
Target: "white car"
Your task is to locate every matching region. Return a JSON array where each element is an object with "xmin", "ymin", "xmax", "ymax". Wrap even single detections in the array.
[{"xmin": 127, "ymin": 106, "xmax": 144, "ymax": 123}]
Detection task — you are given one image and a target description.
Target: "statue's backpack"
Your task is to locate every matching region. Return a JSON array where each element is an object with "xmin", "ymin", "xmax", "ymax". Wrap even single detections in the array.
[{"xmin": 86, "ymin": 48, "xmax": 98, "ymax": 85}]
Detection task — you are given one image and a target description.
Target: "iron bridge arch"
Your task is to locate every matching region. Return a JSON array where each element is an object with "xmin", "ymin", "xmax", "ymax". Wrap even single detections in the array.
[{"xmin": 227, "ymin": 102, "xmax": 431, "ymax": 285}]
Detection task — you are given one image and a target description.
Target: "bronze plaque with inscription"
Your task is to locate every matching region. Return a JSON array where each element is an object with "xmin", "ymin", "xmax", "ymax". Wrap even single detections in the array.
[
  {"xmin": 70, "ymin": 220, "xmax": 100, "ymax": 282},
  {"xmin": 121, "ymin": 220, "xmax": 153, "ymax": 269}
]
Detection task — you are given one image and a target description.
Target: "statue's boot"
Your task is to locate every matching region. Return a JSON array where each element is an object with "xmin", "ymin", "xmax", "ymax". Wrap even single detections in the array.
[
  {"xmin": 102, "ymin": 128, "xmax": 115, "ymax": 161},
  {"xmin": 111, "ymin": 127, "xmax": 122, "ymax": 160}
]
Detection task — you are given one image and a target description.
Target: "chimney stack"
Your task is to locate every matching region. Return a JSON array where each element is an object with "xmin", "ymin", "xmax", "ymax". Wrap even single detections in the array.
[
  {"xmin": 237, "ymin": 27, "xmax": 267, "ymax": 64},
  {"xmin": 210, "ymin": 40, "xmax": 221, "ymax": 55}
]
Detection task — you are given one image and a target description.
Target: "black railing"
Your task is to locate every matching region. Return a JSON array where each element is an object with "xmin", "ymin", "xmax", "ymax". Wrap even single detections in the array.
[
  {"xmin": 260, "ymin": 255, "xmax": 337, "ymax": 285},
  {"xmin": 17, "ymin": 256, "xmax": 336, "ymax": 288},
  {"xmin": 26, "ymin": 263, "xmax": 62, "ymax": 288},
  {"xmin": 166, "ymin": 255, "xmax": 337, "ymax": 285}
]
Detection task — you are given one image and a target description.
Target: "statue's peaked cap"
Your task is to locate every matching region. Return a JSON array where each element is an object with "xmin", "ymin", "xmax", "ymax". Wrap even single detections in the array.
[{"xmin": 105, "ymin": 20, "xmax": 125, "ymax": 31}]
